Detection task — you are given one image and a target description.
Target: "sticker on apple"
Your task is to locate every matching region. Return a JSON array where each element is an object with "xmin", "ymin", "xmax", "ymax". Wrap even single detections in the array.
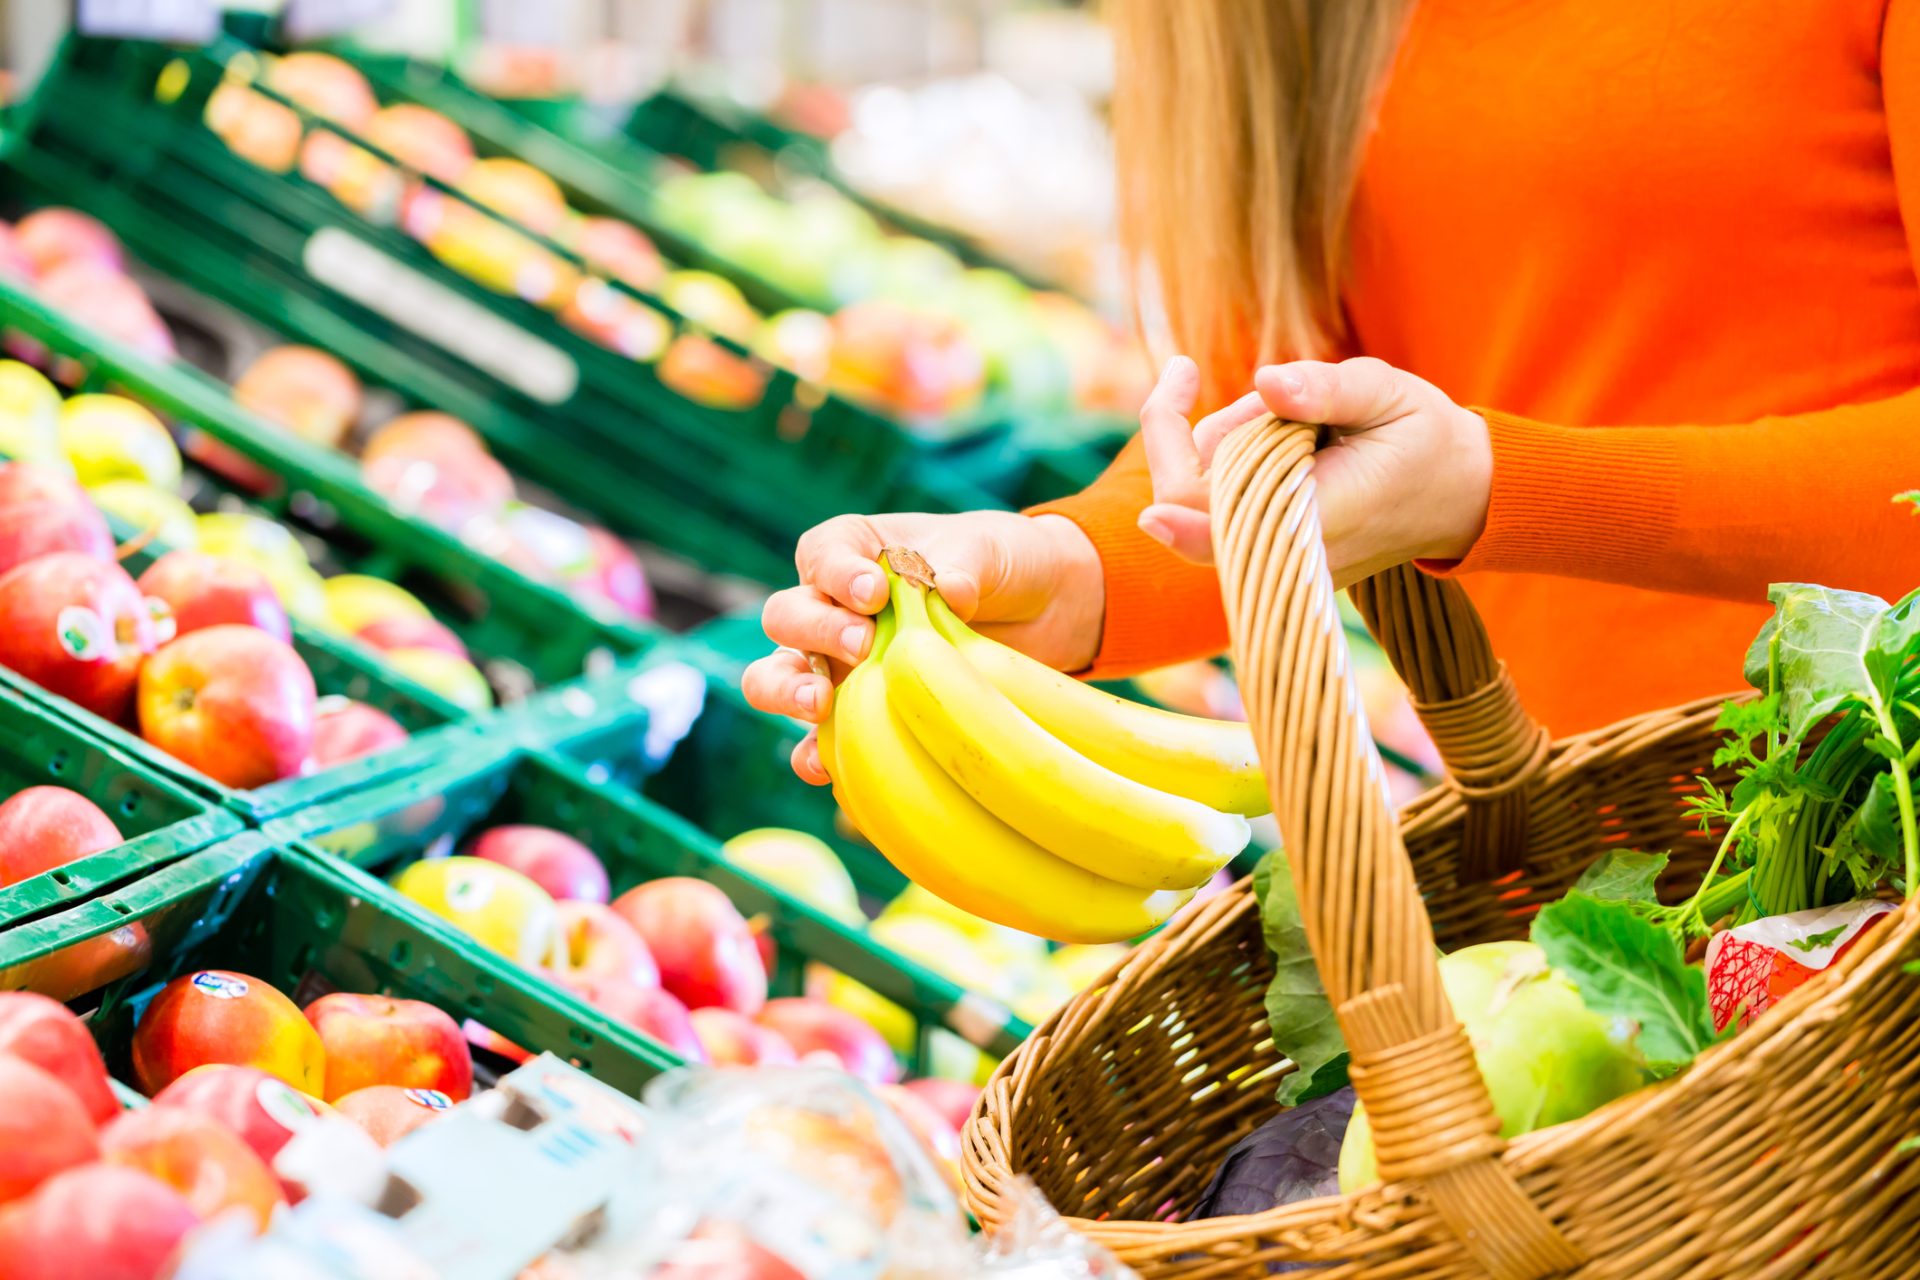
[
  {"xmin": 191, "ymin": 971, "xmax": 250, "ymax": 1000},
  {"xmin": 257, "ymin": 1078, "xmax": 326, "ymax": 1131},
  {"xmin": 447, "ymin": 873, "xmax": 493, "ymax": 912}
]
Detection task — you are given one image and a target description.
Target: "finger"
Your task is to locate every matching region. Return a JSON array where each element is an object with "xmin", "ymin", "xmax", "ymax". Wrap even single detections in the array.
[
  {"xmin": 1138, "ymin": 503, "xmax": 1215, "ymax": 566},
  {"xmin": 794, "ymin": 515, "xmax": 890, "ymax": 613},
  {"xmin": 1191, "ymin": 391, "xmax": 1270, "ymax": 469},
  {"xmin": 927, "ymin": 563, "xmax": 983, "ymax": 622},
  {"xmin": 791, "ymin": 732, "xmax": 830, "ymax": 785},
  {"xmin": 742, "ymin": 650, "xmax": 835, "ymax": 722},
  {"xmin": 1255, "ymin": 357, "xmax": 1421, "ymax": 432},
  {"xmin": 761, "ymin": 585, "xmax": 875, "ymax": 664},
  {"xmin": 1139, "ymin": 356, "xmax": 1207, "ymax": 506}
]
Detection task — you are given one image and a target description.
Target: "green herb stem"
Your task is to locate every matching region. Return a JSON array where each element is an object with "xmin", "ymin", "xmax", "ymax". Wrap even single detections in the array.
[
  {"xmin": 1680, "ymin": 805, "xmax": 1757, "ymax": 933},
  {"xmin": 1874, "ymin": 705, "xmax": 1920, "ymax": 896}
]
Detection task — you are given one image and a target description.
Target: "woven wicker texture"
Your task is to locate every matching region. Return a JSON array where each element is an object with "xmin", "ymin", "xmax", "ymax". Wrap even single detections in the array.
[{"xmin": 962, "ymin": 416, "xmax": 1920, "ymax": 1278}]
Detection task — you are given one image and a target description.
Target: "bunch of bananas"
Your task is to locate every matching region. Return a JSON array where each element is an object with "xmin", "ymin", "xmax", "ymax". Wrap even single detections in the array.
[{"xmin": 820, "ymin": 548, "xmax": 1270, "ymax": 944}]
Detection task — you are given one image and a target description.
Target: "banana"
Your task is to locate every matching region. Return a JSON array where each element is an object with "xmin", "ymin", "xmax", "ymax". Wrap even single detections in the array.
[
  {"xmin": 927, "ymin": 594, "xmax": 1272, "ymax": 817},
  {"xmin": 821, "ymin": 607, "xmax": 1195, "ymax": 944},
  {"xmin": 883, "ymin": 574, "xmax": 1248, "ymax": 891}
]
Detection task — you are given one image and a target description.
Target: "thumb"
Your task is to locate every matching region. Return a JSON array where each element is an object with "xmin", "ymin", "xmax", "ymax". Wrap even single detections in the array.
[{"xmin": 929, "ymin": 564, "xmax": 983, "ymax": 622}]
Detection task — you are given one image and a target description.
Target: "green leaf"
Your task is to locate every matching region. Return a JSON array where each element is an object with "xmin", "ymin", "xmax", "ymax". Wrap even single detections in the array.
[
  {"xmin": 1745, "ymin": 584, "xmax": 1905, "ymax": 741},
  {"xmin": 1531, "ymin": 892, "xmax": 1717, "ymax": 1074},
  {"xmin": 1785, "ymin": 923, "xmax": 1848, "ymax": 953},
  {"xmin": 1252, "ymin": 849, "xmax": 1348, "ymax": 1106},
  {"xmin": 1856, "ymin": 771, "xmax": 1903, "ymax": 861},
  {"xmin": 1573, "ymin": 850, "xmax": 1669, "ymax": 903},
  {"xmin": 1896, "ymin": 491, "xmax": 1920, "ymax": 514}
]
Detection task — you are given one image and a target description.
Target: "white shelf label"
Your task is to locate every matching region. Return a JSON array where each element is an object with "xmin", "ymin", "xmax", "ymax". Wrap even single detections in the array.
[{"xmin": 303, "ymin": 227, "xmax": 579, "ymax": 405}]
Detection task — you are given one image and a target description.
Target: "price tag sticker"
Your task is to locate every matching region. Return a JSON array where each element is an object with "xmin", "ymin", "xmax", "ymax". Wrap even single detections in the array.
[{"xmin": 76, "ymin": 0, "xmax": 219, "ymax": 41}]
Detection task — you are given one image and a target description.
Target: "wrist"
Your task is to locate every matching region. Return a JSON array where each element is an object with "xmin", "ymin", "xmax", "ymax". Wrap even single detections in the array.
[
  {"xmin": 1429, "ymin": 407, "xmax": 1493, "ymax": 562},
  {"xmin": 1032, "ymin": 513, "xmax": 1106, "ymax": 672}
]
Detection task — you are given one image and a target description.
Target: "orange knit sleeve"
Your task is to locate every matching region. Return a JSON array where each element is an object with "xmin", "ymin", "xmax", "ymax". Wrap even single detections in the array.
[
  {"xmin": 1026, "ymin": 434, "xmax": 1230, "ymax": 678},
  {"xmin": 1424, "ymin": 4, "xmax": 1920, "ymax": 603}
]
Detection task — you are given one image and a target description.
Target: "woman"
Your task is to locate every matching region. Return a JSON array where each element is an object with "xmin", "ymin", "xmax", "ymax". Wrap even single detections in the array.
[{"xmin": 746, "ymin": 0, "xmax": 1920, "ymax": 782}]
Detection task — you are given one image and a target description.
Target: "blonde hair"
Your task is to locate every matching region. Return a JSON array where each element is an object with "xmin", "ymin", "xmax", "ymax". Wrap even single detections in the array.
[{"xmin": 1110, "ymin": 0, "xmax": 1411, "ymax": 400}]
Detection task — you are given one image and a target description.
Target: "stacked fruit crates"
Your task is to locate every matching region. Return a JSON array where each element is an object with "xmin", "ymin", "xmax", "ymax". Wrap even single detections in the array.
[{"xmin": 0, "ymin": 32, "xmax": 1018, "ymax": 588}]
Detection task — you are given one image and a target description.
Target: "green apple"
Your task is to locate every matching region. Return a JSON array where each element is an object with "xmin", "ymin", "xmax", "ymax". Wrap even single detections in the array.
[
  {"xmin": 86, "ymin": 480, "xmax": 199, "ymax": 550},
  {"xmin": 393, "ymin": 857, "xmax": 558, "ymax": 968},
  {"xmin": 1338, "ymin": 941, "xmax": 1646, "ymax": 1192},
  {"xmin": 321, "ymin": 573, "xmax": 431, "ymax": 636},
  {"xmin": 721, "ymin": 827, "xmax": 862, "ymax": 926},
  {"xmin": 0, "ymin": 360, "xmax": 67, "ymax": 468},
  {"xmin": 58, "ymin": 394, "xmax": 181, "ymax": 490},
  {"xmin": 384, "ymin": 647, "xmax": 492, "ymax": 714}
]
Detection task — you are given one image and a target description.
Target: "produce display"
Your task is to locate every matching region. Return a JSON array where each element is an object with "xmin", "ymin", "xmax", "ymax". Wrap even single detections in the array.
[{"xmin": 203, "ymin": 49, "xmax": 1149, "ymax": 437}]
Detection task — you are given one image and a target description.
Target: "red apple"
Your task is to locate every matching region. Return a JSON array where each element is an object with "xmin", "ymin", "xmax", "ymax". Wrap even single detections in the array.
[
  {"xmin": 333, "ymin": 1084, "xmax": 456, "ymax": 1147},
  {"xmin": 754, "ymin": 998, "xmax": 901, "ymax": 1085},
  {"xmin": 138, "ymin": 627, "xmax": 317, "ymax": 787},
  {"xmin": 34, "ymin": 261, "xmax": 175, "ymax": 361},
  {"xmin": 0, "ymin": 991, "xmax": 118, "ymax": 1124},
  {"xmin": 689, "ymin": 1006, "xmax": 798, "ymax": 1068},
  {"xmin": 13, "ymin": 208, "xmax": 123, "ymax": 275},
  {"xmin": 101, "ymin": 1105, "xmax": 285, "ymax": 1230},
  {"xmin": 0, "ymin": 552, "xmax": 159, "ymax": 721},
  {"xmin": 136, "ymin": 550, "xmax": 291, "ymax": 642},
  {"xmin": 232, "ymin": 346, "xmax": 361, "ymax": 448},
  {"xmin": 579, "ymin": 526, "xmax": 654, "ymax": 620},
  {"xmin": 610, "ymin": 878, "xmax": 767, "ymax": 1015},
  {"xmin": 354, "ymin": 614, "xmax": 469, "ymax": 660},
  {"xmin": 361, "ymin": 411, "xmax": 487, "ymax": 465},
  {"xmin": 303, "ymin": 992, "xmax": 473, "ymax": 1103},
  {"xmin": 878, "ymin": 1083, "xmax": 962, "ymax": 1188},
  {"xmin": 151, "ymin": 1064, "xmax": 335, "ymax": 1194},
  {"xmin": 0, "ymin": 786, "xmax": 123, "ymax": 889},
  {"xmin": 468, "ymin": 825, "xmax": 610, "ymax": 904},
  {"xmin": 0, "ymin": 462, "xmax": 114, "ymax": 575},
  {"xmin": 551, "ymin": 900, "xmax": 659, "ymax": 987},
  {"xmin": 310, "ymin": 697, "xmax": 409, "ymax": 768},
  {"xmin": 0, "ymin": 221, "xmax": 37, "ymax": 282},
  {"xmin": 12, "ymin": 922, "xmax": 151, "ymax": 1004},
  {"xmin": 651, "ymin": 1223, "xmax": 806, "ymax": 1280},
  {"xmin": 461, "ymin": 1019, "xmax": 531, "ymax": 1067},
  {"xmin": 0, "ymin": 1056, "xmax": 98, "ymax": 1203},
  {"xmin": 131, "ymin": 969, "xmax": 327, "ymax": 1096},
  {"xmin": 0, "ymin": 1164, "xmax": 200, "ymax": 1280},
  {"xmin": 899, "ymin": 1077, "xmax": 981, "ymax": 1134},
  {"xmin": 573, "ymin": 217, "xmax": 664, "ymax": 291},
  {"xmin": 363, "ymin": 447, "xmax": 515, "ymax": 531},
  {"xmin": 554, "ymin": 972, "xmax": 706, "ymax": 1063}
]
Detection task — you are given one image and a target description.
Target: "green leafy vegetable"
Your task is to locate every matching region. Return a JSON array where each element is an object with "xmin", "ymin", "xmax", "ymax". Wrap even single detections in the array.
[
  {"xmin": 1252, "ymin": 849, "xmax": 1348, "ymax": 1106},
  {"xmin": 1531, "ymin": 892, "xmax": 1720, "ymax": 1076},
  {"xmin": 1784, "ymin": 924, "xmax": 1847, "ymax": 953},
  {"xmin": 1573, "ymin": 850, "xmax": 1669, "ymax": 903}
]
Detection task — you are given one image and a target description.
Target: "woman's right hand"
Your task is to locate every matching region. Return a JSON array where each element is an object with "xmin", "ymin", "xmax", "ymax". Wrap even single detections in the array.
[{"xmin": 742, "ymin": 509, "xmax": 1106, "ymax": 784}]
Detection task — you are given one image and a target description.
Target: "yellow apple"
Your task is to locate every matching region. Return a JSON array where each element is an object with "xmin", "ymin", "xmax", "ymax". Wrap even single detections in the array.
[
  {"xmin": 58, "ymin": 394, "xmax": 181, "ymax": 491},
  {"xmin": 86, "ymin": 481, "xmax": 199, "ymax": 550},
  {"xmin": 321, "ymin": 574, "xmax": 431, "ymax": 636},
  {"xmin": 195, "ymin": 512, "xmax": 310, "ymax": 572},
  {"xmin": 721, "ymin": 827, "xmax": 863, "ymax": 926},
  {"xmin": 810, "ymin": 913, "xmax": 1000, "ymax": 1082},
  {"xmin": 1047, "ymin": 942, "xmax": 1131, "ymax": 994},
  {"xmin": 392, "ymin": 857, "xmax": 558, "ymax": 968},
  {"xmin": 383, "ymin": 648, "xmax": 492, "ymax": 714},
  {"xmin": 0, "ymin": 360, "xmax": 67, "ymax": 468}
]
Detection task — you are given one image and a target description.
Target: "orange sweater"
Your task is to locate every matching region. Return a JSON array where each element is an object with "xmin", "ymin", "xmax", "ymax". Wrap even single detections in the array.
[{"xmin": 1038, "ymin": 0, "xmax": 1920, "ymax": 735}]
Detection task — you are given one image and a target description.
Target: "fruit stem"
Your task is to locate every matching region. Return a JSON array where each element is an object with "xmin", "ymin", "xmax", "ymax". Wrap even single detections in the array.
[
  {"xmin": 883, "ymin": 545, "xmax": 936, "ymax": 590},
  {"xmin": 887, "ymin": 561, "xmax": 933, "ymax": 630}
]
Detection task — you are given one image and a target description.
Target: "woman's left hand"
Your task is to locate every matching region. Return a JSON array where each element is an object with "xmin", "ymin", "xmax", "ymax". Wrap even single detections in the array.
[{"xmin": 1135, "ymin": 356, "xmax": 1494, "ymax": 585}]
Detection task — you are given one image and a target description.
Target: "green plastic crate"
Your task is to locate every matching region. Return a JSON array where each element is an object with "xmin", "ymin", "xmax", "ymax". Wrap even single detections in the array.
[
  {"xmin": 0, "ymin": 835, "xmax": 678, "ymax": 1097},
  {"xmin": 1, "ymin": 34, "xmax": 1012, "ymax": 586},
  {"xmin": 0, "ymin": 682, "xmax": 241, "ymax": 931},
  {"xmin": 263, "ymin": 739, "xmax": 1031, "ymax": 1073}
]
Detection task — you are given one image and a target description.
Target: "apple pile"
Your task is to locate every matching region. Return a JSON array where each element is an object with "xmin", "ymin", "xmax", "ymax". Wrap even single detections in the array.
[
  {"xmin": 0, "ymin": 784, "xmax": 125, "ymax": 890},
  {"xmin": 0, "ymin": 981, "xmax": 473, "ymax": 1278},
  {"xmin": 387, "ymin": 823, "xmax": 983, "ymax": 1181},
  {"xmin": 0, "ymin": 206, "xmax": 176, "ymax": 364},
  {"xmin": 220, "ymin": 343, "xmax": 656, "ymax": 625}
]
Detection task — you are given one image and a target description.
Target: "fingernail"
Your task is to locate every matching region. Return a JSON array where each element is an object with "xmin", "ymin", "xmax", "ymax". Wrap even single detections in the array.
[
  {"xmin": 1279, "ymin": 370, "xmax": 1307, "ymax": 398},
  {"xmin": 841, "ymin": 623, "xmax": 868, "ymax": 661},
  {"xmin": 1139, "ymin": 516, "xmax": 1173, "ymax": 547},
  {"xmin": 850, "ymin": 572, "xmax": 878, "ymax": 607},
  {"xmin": 1162, "ymin": 355, "xmax": 1194, "ymax": 381},
  {"xmin": 795, "ymin": 681, "xmax": 818, "ymax": 712}
]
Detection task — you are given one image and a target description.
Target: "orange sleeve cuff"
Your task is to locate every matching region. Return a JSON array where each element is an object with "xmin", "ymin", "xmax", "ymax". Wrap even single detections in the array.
[
  {"xmin": 1418, "ymin": 408, "xmax": 1684, "ymax": 583},
  {"xmin": 1027, "ymin": 448, "xmax": 1230, "ymax": 680}
]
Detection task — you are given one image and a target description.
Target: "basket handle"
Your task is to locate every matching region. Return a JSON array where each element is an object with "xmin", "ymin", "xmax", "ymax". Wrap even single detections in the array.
[
  {"xmin": 1348, "ymin": 569, "xmax": 1550, "ymax": 880},
  {"xmin": 1212, "ymin": 416, "xmax": 1579, "ymax": 1279}
]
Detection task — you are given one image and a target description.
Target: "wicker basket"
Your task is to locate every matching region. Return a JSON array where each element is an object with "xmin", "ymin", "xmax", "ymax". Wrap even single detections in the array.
[{"xmin": 962, "ymin": 417, "xmax": 1920, "ymax": 1279}]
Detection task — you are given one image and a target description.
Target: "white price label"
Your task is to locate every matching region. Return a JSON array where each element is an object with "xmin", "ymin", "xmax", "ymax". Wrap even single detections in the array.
[
  {"xmin": 76, "ymin": 0, "xmax": 219, "ymax": 40},
  {"xmin": 302, "ymin": 228, "xmax": 579, "ymax": 405},
  {"xmin": 626, "ymin": 661, "xmax": 709, "ymax": 765}
]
